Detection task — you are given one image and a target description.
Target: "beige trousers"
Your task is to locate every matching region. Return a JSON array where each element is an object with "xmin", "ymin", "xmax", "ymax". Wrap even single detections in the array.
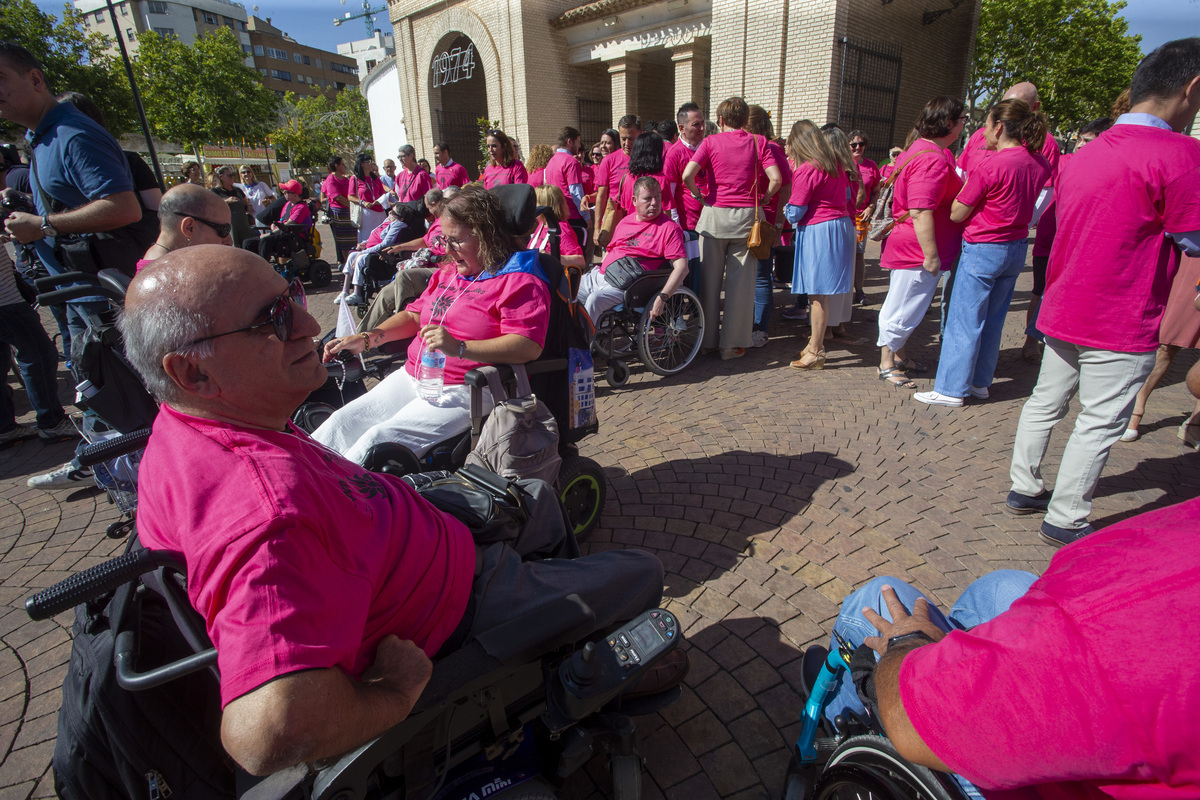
[{"xmin": 696, "ymin": 205, "xmax": 758, "ymax": 351}]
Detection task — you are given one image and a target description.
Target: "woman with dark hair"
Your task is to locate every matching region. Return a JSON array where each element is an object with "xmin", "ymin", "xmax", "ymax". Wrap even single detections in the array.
[
  {"xmin": 350, "ymin": 153, "xmax": 387, "ymax": 244},
  {"xmin": 747, "ymin": 104, "xmax": 791, "ymax": 348},
  {"xmin": 322, "ymin": 155, "xmax": 357, "ymax": 265},
  {"xmin": 315, "ymin": 184, "xmax": 550, "ymax": 462},
  {"xmin": 598, "ymin": 129, "xmax": 620, "ymax": 157},
  {"xmin": 481, "ymin": 129, "xmax": 528, "ymax": 189},
  {"xmin": 915, "ymin": 99, "xmax": 1051, "ymax": 407},
  {"xmin": 848, "ymin": 129, "xmax": 881, "ymax": 306},
  {"xmin": 614, "ymin": 131, "xmax": 672, "ymax": 215},
  {"xmin": 874, "ymin": 96, "xmax": 967, "ymax": 389},
  {"xmin": 681, "ymin": 96, "xmax": 782, "ymax": 359}
]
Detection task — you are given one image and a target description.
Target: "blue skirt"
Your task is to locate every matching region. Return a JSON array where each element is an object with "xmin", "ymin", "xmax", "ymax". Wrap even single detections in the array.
[{"xmin": 792, "ymin": 216, "xmax": 854, "ymax": 296}]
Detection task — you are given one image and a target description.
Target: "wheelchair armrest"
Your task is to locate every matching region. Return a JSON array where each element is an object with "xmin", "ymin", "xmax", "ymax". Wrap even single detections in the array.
[
  {"xmin": 462, "ymin": 359, "xmax": 567, "ymax": 389},
  {"xmin": 474, "ymin": 593, "xmax": 596, "ymax": 664},
  {"xmin": 35, "ymin": 271, "xmax": 97, "ymax": 291},
  {"xmin": 75, "ymin": 427, "xmax": 153, "ymax": 468},
  {"xmin": 37, "ymin": 284, "xmax": 125, "ymax": 306}
]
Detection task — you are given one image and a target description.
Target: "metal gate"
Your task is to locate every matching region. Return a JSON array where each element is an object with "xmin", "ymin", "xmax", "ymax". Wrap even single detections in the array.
[
  {"xmin": 434, "ymin": 109, "xmax": 482, "ymax": 180},
  {"xmin": 577, "ymin": 98, "xmax": 613, "ymax": 148},
  {"xmin": 835, "ymin": 38, "xmax": 902, "ymax": 165}
]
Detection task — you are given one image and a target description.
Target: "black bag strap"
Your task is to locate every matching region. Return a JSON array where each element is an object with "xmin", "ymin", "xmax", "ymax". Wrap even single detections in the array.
[{"xmin": 28, "ymin": 147, "xmax": 67, "ymax": 217}]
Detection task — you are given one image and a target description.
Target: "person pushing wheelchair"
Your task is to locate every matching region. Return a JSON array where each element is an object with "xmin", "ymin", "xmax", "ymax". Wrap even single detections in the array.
[{"xmin": 119, "ymin": 245, "xmax": 685, "ymax": 776}]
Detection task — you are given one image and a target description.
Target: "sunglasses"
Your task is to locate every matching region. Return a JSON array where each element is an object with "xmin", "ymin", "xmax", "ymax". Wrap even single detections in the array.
[
  {"xmin": 433, "ymin": 233, "xmax": 474, "ymax": 251},
  {"xmin": 849, "ymin": 142, "xmax": 866, "ymax": 149},
  {"xmin": 183, "ymin": 278, "xmax": 306, "ymax": 347},
  {"xmin": 191, "ymin": 216, "xmax": 233, "ymax": 239}
]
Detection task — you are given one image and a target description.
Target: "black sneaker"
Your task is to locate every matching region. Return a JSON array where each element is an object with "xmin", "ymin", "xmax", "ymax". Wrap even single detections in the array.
[
  {"xmin": 1004, "ymin": 490, "xmax": 1051, "ymax": 516},
  {"xmin": 853, "ymin": 290, "xmax": 868, "ymax": 306},
  {"xmin": 1039, "ymin": 521, "xmax": 1094, "ymax": 548}
]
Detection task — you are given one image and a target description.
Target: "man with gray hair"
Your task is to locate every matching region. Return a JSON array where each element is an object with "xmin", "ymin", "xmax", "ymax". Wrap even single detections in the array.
[{"xmin": 393, "ymin": 144, "xmax": 432, "ymax": 204}]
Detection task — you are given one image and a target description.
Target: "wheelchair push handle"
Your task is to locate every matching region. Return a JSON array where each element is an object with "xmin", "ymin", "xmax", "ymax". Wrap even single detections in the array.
[
  {"xmin": 796, "ymin": 630, "xmax": 854, "ymax": 764},
  {"xmin": 25, "ymin": 549, "xmax": 173, "ymax": 620},
  {"xmin": 75, "ymin": 427, "xmax": 153, "ymax": 468}
]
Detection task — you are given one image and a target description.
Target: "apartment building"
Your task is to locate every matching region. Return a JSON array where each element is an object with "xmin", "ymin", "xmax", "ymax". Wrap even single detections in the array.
[
  {"xmin": 74, "ymin": 0, "xmax": 253, "ymax": 63},
  {"xmin": 248, "ymin": 16, "xmax": 361, "ymax": 100}
]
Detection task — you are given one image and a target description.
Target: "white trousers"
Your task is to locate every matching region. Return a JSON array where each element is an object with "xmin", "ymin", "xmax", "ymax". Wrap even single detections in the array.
[{"xmin": 876, "ymin": 268, "xmax": 940, "ymax": 351}]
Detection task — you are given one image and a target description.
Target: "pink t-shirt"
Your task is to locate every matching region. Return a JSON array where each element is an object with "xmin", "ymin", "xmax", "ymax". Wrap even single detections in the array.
[
  {"xmin": 136, "ymin": 405, "xmax": 475, "ymax": 707},
  {"xmin": 362, "ymin": 216, "xmax": 393, "ymax": 248},
  {"xmin": 395, "ymin": 168, "xmax": 432, "ymax": 204},
  {"xmin": 616, "ymin": 172, "xmax": 674, "ymax": 215},
  {"xmin": 544, "ymin": 151, "xmax": 585, "ymax": 220},
  {"xmin": 1040, "ymin": 122, "xmax": 1200, "ymax": 352},
  {"xmin": 762, "ymin": 141, "xmax": 791, "ymax": 225},
  {"xmin": 404, "ymin": 252, "xmax": 551, "ymax": 384},
  {"xmin": 280, "ymin": 200, "xmax": 312, "ymax": 230},
  {"xmin": 958, "ymin": 125, "xmax": 1061, "ymax": 187},
  {"xmin": 434, "ymin": 161, "xmax": 469, "ymax": 190},
  {"xmin": 789, "ymin": 162, "xmax": 853, "ymax": 226},
  {"xmin": 351, "ymin": 175, "xmax": 387, "ymax": 211},
  {"xmin": 422, "ymin": 217, "xmax": 446, "ymax": 256},
  {"xmin": 322, "ymin": 173, "xmax": 351, "ymax": 209},
  {"xmin": 880, "ymin": 141, "xmax": 965, "ymax": 271},
  {"xmin": 134, "ymin": 257, "xmax": 154, "ymax": 274},
  {"xmin": 900, "ymin": 496, "xmax": 1200, "ymax": 798},
  {"xmin": 854, "ymin": 158, "xmax": 881, "ymax": 213},
  {"xmin": 664, "ymin": 138, "xmax": 709, "ymax": 230},
  {"xmin": 596, "ymin": 149, "xmax": 631, "ymax": 202},
  {"xmin": 529, "ymin": 219, "xmax": 583, "ymax": 256},
  {"xmin": 527, "ymin": 168, "xmax": 545, "ymax": 188},
  {"xmin": 689, "ymin": 129, "xmax": 770, "ymax": 208},
  {"xmin": 599, "ymin": 213, "xmax": 687, "ymax": 274},
  {"xmin": 957, "ymin": 146, "xmax": 1051, "ymax": 243},
  {"xmin": 1032, "ymin": 153, "xmax": 1073, "ymax": 258},
  {"xmin": 481, "ymin": 161, "xmax": 528, "ymax": 189}
]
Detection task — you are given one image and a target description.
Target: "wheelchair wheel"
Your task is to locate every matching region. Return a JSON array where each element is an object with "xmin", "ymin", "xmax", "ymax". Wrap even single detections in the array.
[
  {"xmin": 557, "ymin": 454, "xmax": 605, "ymax": 540},
  {"xmin": 605, "ymin": 360, "xmax": 629, "ymax": 388},
  {"xmin": 636, "ymin": 287, "xmax": 704, "ymax": 376},
  {"xmin": 813, "ymin": 736, "xmax": 960, "ymax": 800},
  {"xmin": 592, "ymin": 310, "xmax": 634, "ymax": 361},
  {"xmin": 291, "ymin": 402, "xmax": 337, "ymax": 433},
  {"xmin": 308, "ymin": 259, "xmax": 332, "ymax": 288}
]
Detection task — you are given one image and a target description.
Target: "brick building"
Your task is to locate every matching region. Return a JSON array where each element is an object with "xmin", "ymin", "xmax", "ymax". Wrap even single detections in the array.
[
  {"xmin": 247, "ymin": 16, "xmax": 361, "ymax": 100},
  {"xmin": 386, "ymin": 0, "xmax": 980, "ymax": 175}
]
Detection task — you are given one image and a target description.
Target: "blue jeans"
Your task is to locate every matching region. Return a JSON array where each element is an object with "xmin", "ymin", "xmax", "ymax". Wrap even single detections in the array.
[
  {"xmin": 0, "ymin": 302, "xmax": 67, "ymax": 430},
  {"xmin": 934, "ymin": 240, "xmax": 1027, "ymax": 397},
  {"xmin": 826, "ymin": 571, "xmax": 1037, "ymax": 728},
  {"xmin": 754, "ymin": 255, "xmax": 774, "ymax": 332}
]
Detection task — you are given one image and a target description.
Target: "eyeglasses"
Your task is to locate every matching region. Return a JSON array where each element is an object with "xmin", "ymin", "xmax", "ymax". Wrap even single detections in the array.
[
  {"xmin": 218, "ymin": 170, "xmax": 234, "ymax": 177},
  {"xmin": 433, "ymin": 233, "xmax": 475, "ymax": 251},
  {"xmin": 190, "ymin": 216, "xmax": 233, "ymax": 239},
  {"xmin": 240, "ymin": 170, "xmax": 253, "ymax": 175},
  {"xmin": 849, "ymin": 142, "xmax": 866, "ymax": 149},
  {"xmin": 182, "ymin": 278, "xmax": 306, "ymax": 348}
]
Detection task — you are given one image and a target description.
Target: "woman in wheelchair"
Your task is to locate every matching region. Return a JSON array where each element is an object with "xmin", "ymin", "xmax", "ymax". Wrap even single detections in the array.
[
  {"xmin": 577, "ymin": 176, "xmax": 689, "ymax": 321},
  {"xmin": 257, "ymin": 180, "xmax": 312, "ymax": 263},
  {"xmin": 531, "ymin": 184, "xmax": 585, "ymax": 270},
  {"xmin": 313, "ymin": 184, "xmax": 551, "ymax": 464}
]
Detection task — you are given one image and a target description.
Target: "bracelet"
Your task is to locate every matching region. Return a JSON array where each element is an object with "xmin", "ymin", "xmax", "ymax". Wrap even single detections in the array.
[
  {"xmin": 360, "ymin": 332, "xmax": 371, "ymax": 347},
  {"xmin": 458, "ymin": 340, "xmax": 466, "ymax": 359}
]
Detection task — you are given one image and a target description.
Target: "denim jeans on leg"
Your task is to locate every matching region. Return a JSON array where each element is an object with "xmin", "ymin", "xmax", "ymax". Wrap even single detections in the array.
[
  {"xmin": 754, "ymin": 255, "xmax": 774, "ymax": 332},
  {"xmin": 0, "ymin": 302, "xmax": 66, "ymax": 430},
  {"xmin": 934, "ymin": 240, "xmax": 1027, "ymax": 397},
  {"xmin": 825, "ymin": 571, "xmax": 1037, "ymax": 727}
]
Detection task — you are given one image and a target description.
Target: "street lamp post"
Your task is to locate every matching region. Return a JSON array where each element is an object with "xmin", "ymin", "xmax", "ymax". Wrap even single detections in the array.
[{"xmin": 103, "ymin": 0, "xmax": 165, "ymax": 189}]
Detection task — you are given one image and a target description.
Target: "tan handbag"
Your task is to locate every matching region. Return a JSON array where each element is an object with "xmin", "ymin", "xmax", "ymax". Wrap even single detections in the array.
[
  {"xmin": 598, "ymin": 172, "xmax": 629, "ymax": 247},
  {"xmin": 746, "ymin": 134, "xmax": 778, "ymax": 259}
]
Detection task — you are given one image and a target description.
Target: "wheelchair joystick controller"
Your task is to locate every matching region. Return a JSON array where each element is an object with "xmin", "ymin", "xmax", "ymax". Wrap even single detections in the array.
[{"xmin": 563, "ymin": 642, "xmax": 600, "ymax": 691}]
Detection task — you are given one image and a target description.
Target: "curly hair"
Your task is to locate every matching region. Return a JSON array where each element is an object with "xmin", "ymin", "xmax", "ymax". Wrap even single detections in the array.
[{"xmin": 441, "ymin": 184, "xmax": 520, "ymax": 272}]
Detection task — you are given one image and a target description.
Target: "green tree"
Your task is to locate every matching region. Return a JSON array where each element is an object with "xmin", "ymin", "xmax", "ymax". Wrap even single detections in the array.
[
  {"xmin": 270, "ymin": 87, "xmax": 371, "ymax": 171},
  {"xmin": 969, "ymin": 0, "xmax": 1143, "ymax": 134},
  {"xmin": 0, "ymin": 0, "xmax": 135, "ymax": 139},
  {"xmin": 133, "ymin": 27, "xmax": 277, "ymax": 159}
]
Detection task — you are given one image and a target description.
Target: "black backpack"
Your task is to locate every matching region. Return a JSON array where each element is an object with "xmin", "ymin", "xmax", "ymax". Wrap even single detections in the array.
[{"xmin": 53, "ymin": 567, "xmax": 236, "ymax": 799}]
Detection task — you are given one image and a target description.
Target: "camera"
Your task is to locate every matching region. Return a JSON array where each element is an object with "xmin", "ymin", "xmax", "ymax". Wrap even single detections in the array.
[{"xmin": 1, "ymin": 188, "xmax": 36, "ymax": 222}]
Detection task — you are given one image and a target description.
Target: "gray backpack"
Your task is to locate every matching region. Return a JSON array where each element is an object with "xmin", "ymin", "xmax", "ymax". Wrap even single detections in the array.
[{"xmin": 465, "ymin": 365, "xmax": 562, "ymax": 485}]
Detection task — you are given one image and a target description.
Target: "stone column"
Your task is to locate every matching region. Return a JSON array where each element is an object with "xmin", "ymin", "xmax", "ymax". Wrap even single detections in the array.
[
  {"xmin": 671, "ymin": 40, "xmax": 709, "ymax": 115},
  {"xmin": 607, "ymin": 55, "xmax": 641, "ymax": 119}
]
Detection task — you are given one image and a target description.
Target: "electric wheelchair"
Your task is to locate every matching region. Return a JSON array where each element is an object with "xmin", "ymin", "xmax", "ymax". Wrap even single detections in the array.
[{"xmin": 263, "ymin": 223, "xmax": 334, "ymax": 289}]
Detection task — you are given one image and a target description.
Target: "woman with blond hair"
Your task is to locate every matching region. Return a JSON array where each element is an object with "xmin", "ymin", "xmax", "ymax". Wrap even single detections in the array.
[
  {"xmin": 530, "ymin": 184, "xmax": 585, "ymax": 270},
  {"xmin": 784, "ymin": 121, "xmax": 855, "ymax": 370},
  {"xmin": 821, "ymin": 125, "xmax": 865, "ymax": 343}
]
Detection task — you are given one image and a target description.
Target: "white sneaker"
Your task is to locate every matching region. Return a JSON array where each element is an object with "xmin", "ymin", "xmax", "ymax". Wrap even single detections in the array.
[
  {"xmin": 333, "ymin": 292, "xmax": 345, "ymax": 304},
  {"xmin": 38, "ymin": 417, "xmax": 80, "ymax": 440},
  {"xmin": 1120, "ymin": 427, "xmax": 1140, "ymax": 442},
  {"xmin": 0, "ymin": 423, "xmax": 37, "ymax": 445},
  {"xmin": 28, "ymin": 462, "xmax": 94, "ymax": 490},
  {"xmin": 751, "ymin": 330, "xmax": 769, "ymax": 348},
  {"xmin": 969, "ymin": 385, "xmax": 989, "ymax": 400},
  {"xmin": 914, "ymin": 390, "xmax": 963, "ymax": 407}
]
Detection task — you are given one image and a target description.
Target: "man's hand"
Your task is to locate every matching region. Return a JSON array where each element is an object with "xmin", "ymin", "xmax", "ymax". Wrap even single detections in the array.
[
  {"xmin": 862, "ymin": 586, "xmax": 946, "ymax": 656},
  {"xmin": 3, "ymin": 211, "xmax": 44, "ymax": 244}
]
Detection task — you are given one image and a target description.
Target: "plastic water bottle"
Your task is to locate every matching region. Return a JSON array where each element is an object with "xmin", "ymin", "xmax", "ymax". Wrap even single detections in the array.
[{"xmin": 417, "ymin": 348, "xmax": 446, "ymax": 402}]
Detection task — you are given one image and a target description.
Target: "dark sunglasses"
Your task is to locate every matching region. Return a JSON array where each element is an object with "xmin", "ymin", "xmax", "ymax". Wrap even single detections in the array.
[
  {"xmin": 190, "ymin": 216, "xmax": 233, "ymax": 239},
  {"xmin": 183, "ymin": 278, "xmax": 306, "ymax": 348},
  {"xmin": 849, "ymin": 142, "xmax": 867, "ymax": 149}
]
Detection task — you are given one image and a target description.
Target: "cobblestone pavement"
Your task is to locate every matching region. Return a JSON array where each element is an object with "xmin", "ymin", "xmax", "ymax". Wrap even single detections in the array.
[{"xmin": 1, "ymin": 241, "xmax": 1197, "ymax": 798}]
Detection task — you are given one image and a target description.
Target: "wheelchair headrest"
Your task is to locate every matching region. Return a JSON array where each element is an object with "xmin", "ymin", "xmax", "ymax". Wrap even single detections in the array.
[
  {"xmin": 491, "ymin": 184, "xmax": 537, "ymax": 237},
  {"xmin": 97, "ymin": 269, "xmax": 132, "ymax": 301}
]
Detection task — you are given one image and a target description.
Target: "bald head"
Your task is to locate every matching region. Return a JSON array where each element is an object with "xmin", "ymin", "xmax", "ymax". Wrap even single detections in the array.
[
  {"xmin": 1004, "ymin": 82, "xmax": 1039, "ymax": 110},
  {"xmin": 155, "ymin": 183, "xmax": 233, "ymax": 250}
]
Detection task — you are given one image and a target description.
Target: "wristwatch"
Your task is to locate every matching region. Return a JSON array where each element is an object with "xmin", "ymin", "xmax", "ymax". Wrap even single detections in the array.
[
  {"xmin": 40, "ymin": 215, "xmax": 58, "ymax": 238},
  {"xmin": 886, "ymin": 630, "xmax": 934, "ymax": 652}
]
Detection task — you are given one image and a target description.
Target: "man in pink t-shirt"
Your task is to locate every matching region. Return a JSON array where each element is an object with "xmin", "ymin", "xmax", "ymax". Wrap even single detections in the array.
[
  {"xmin": 1008, "ymin": 38, "xmax": 1200, "ymax": 545},
  {"xmin": 544, "ymin": 126, "xmax": 588, "ymax": 223},
  {"xmin": 593, "ymin": 114, "xmax": 641, "ymax": 246},
  {"xmin": 395, "ymin": 144, "xmax": 433, "ymax": 203},
  {"xmin": 432, "ymin": 142, "xmax": 469, "ymax": 190},
  {"xmin": 123, "ymin": 246, "xmax": 666, "ymax": 776},
  {"xmin": 822, "ymin": 494, "xmax": 1200, "ymax": 799},
  {"xmin": 664, "ymin": 103, "xmax": 709, "ymax": 231}
]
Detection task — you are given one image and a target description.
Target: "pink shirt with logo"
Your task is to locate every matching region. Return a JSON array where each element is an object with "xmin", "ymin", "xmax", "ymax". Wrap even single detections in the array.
[
  {"xmin": 854, "ymin": 158, "xmax": 881, "ymax": 213},
  {"xmin": 395, "ymin": 168, "xmax": 432, "ymax": 204},
  {"xmin": 789, "ymin": 163, "xmax": 853, "ymax": 227},
  {"xmin": 880, "ymin": 142, "xmax": 965, "ymax": 271},
  {"xmin": 1040, "ymin": 121, "xmax": 1200, "ymax": 352},
  {"xmin": 435, "ymin": 161, "xmax": 469, "ymax": 190},
  {"xmin": 529, "ymin": 219, "xmax": 583, "ymax": 256},
  {"xmin": 544, "ymin": 151, "xmax": 585, "ymax": 220},
  {"xmin": 481, "ymin": 161, "xmax": 528, "ymax": 190},
  {"xmin": 689, "ymin": 129, "xmax": 770, "ymax": 208},
  {"xmin": 900, "ymin": 496, "xmax": 1200, "ymax": 799},
  {"xmin": 137, "ymin": 405, "xmax": 475, "ymax": 707},
  {"xmin": 322, "ymin": 173, "xmax": 351, "ymax": 209},
  {"xmin": 599, "ymin": 213, "xmax": 687, "ymax": 274},
  {"xmin": 958, "ymin": 125, "xmax": 1061, "ymax": 187},
  {"xmin": 665, "ymin": 138, "xmax": 709, "ymax": 230},
  {"xmin": 956, "ymin": 146, "xmax": 1051, "ymax": 243},
  {"xmin": 405, "ymin": 258, "xmax": 551, "ymax": 385},
  {"xmin": 422, "ymin": 217, "xmax": 446, "ymax": 256}
]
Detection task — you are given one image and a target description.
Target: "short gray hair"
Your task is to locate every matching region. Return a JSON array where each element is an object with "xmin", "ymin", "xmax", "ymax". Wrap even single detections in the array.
[
  {"xmin": 398, "ymin": 144, "xmax": 416, "ymax": 159},
  {"xmin": 117, "ymin": 272, "xmax": 215, "ymax": 404}
]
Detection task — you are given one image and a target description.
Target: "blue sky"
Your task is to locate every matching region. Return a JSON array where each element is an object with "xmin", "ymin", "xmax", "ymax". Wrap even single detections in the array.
[{"xmin": 35, "ymin": 0, "xmax": 1192, "ymax": 60}]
